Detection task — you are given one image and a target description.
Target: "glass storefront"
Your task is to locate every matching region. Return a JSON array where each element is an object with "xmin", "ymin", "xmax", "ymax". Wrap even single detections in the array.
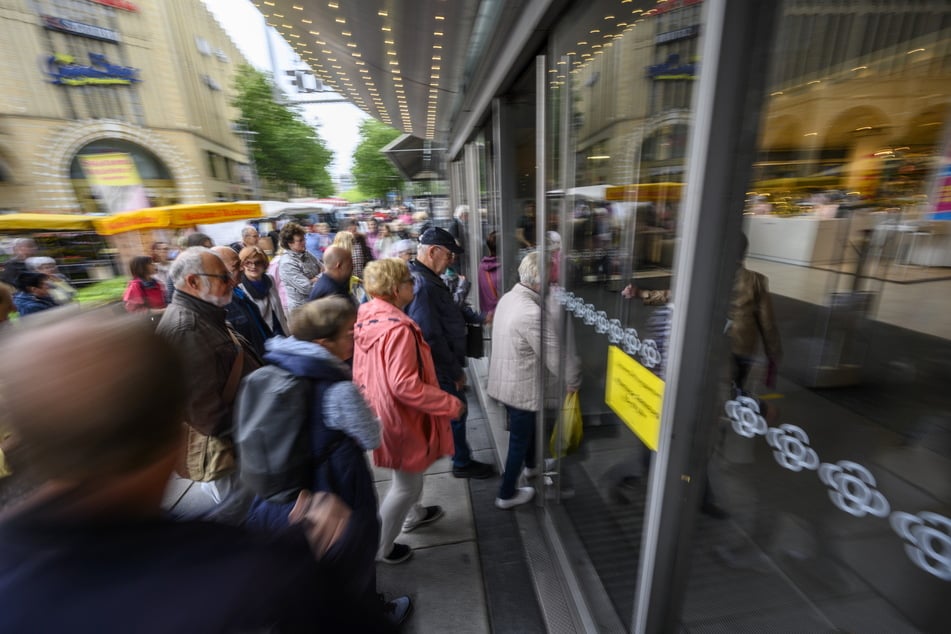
[{"xmin": 463, "ymin": 0, "xmax": 949, "ymax": 631}]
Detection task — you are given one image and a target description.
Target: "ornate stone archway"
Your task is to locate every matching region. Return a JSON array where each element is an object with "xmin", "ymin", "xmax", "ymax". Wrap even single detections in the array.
[{"xmin": 29, "ymin": 119, "xmax": 205, "ymax": 211}]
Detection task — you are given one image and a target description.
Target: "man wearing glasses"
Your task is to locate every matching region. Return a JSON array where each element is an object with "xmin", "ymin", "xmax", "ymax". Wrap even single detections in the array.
[
  {"xmin": 407, "ymin": 228, "xmax": 495, "ymax": 480},
  {"xmin": 156, "ymin": 247, "xmax": 262, "ymax": 524}
]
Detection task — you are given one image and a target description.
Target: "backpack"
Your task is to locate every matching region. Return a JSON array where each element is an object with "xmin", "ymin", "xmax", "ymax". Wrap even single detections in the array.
[{"xmin": 234, "ymin": 365, "xmax": 312, "ymax": 504}]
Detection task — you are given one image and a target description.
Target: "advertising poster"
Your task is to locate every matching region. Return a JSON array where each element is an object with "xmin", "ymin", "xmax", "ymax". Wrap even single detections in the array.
[{"xmin": 78, "ymin": 152, "xmax": 150, "ymax": 214}]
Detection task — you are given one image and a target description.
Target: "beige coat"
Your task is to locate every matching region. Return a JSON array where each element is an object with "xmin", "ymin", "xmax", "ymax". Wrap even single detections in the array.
[{"xmin": 487, "ymin": 283, "xmax": 581, "ymax": 411}]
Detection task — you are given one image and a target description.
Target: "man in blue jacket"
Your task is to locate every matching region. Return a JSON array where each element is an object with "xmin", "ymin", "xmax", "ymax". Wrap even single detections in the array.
[{"xmin": 406, "ymin": 227, "xmax": 494, "ymax": 479}]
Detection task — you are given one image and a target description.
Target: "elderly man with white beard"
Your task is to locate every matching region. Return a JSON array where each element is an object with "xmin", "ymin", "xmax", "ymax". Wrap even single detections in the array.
[{"xmin": 156, "ymin": 247, "xmax": 263, "ymax": 524}]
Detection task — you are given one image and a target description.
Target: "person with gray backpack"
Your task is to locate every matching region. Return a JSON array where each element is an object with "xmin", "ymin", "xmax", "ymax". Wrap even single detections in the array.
[{"xmin": 235, "ymin": 296, "xmax": 411, "ymax": 630}]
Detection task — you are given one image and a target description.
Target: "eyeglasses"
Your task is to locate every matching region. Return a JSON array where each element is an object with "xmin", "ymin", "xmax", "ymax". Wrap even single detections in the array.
[
  {"xmin": 434, "ymin": 245, "xmax": 455, "ymax": 260},
  {"xmin": 243, "ymin": 260, "xmax": 266, "ymax": 268},
  {"xmin": 196, "ymin": 273, "xmax": 231, "ymax": 284}
]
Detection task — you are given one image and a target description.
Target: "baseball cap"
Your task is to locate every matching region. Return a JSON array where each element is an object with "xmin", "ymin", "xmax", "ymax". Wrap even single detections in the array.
[{"xmin": 418, "ymin": 226, "xmax": 463, "ymax": 254}]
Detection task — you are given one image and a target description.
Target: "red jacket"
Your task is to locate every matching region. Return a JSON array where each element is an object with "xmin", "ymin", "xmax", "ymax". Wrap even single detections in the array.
[
  {"xmin": 123, "ymin": 277, "xmax": 166, "ymax": 313},
  {"xmin": 353, "ymin": 298, "xmax": 461, "ymax": 473}
]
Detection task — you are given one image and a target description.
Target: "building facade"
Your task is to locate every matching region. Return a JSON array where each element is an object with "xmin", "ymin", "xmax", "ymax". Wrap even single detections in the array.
[{"xmin": 0, "ymin": 0, "xmax": 254, "ymax": 214}]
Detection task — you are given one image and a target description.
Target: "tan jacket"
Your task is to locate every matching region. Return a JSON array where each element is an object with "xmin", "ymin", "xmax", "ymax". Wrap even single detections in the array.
[
  {"xmin": 729, "ymin": 266, "xmax": 782, "ymax": 361},
  {"xmin": 487, "ymin": 283, "xmax": 581, "ymax": 411}
]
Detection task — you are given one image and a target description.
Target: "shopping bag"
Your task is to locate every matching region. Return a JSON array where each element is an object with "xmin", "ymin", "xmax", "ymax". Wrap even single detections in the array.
[{"xmin": 549, "ymin": 392, "xmax": 583, "ymax": 458}]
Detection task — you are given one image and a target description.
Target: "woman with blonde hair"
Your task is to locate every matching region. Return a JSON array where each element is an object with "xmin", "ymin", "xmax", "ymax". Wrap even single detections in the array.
[
  {"xmin": 352, "ymin": 258, "xmax": 464, "ymax": 565},
  {"xmin": 238, "ymin": 246, "xmax": 288, "ymax": 336}
]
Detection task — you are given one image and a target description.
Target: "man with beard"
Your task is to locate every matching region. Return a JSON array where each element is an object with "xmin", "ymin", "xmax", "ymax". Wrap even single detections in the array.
[{"xmin": 156, "ymin": 247, "xmax": 262, "ymax": 524}]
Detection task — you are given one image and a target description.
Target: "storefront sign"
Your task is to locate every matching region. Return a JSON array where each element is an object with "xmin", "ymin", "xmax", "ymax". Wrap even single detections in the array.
[
  {"xmin": 41, "ymin": 15, "xmax": 120, "ymax": 43},
  {"xmin": 86, "ymin": 0, "xmax": 139, "ymax": 11},
  {"xmin": 655, "ymin": 25, "xmax": 699, "ymax": 44},
  {"xmin": 647, "ymin": 54, "xmax": 697, "ymax": 80},
  {"xmin": 605, "ymin": 345, "xmax": 664, "ymax": 450},
  {"xmin": 46, "ymin": 52, "xmax": 140, "ymax": 86}
]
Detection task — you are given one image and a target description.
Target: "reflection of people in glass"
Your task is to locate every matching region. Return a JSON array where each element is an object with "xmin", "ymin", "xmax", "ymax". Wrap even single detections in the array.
[
  {"xmin": 729, "ymin": 233, "xmax": 782, "ymax": 390},
  {"xmin": 515, "ymin": 201, "xmax": 536, "ymax": 249}
]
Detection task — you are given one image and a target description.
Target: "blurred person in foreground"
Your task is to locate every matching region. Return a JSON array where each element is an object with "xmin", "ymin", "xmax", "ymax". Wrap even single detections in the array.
[
  {"xmin": 156, "ymin": 247, "xmax": 262, "ymax": 524},
  {"xmin": 12, "ymin": 272, "xmax": 56, "ymax": 317},
  {"xmin": 26, "ymin": 257, "xmax": 76, "ymax": 305},
  {"xmin": 407, "ymin": 227, "xmax": 494, "ymax": 480},
  {"xmin": 211, "ymin": 246, "xmax": 271, "ymax": 358},
  {"xmin": 238, "ymin": 246, "xmax": 288, "ymax": 337},
  {"xmin": 278, "ymin": 222, "xmax": 322, "ymax": 313},
  {"xmin": 122, "ymin": 255, "xmax": 166, "ymax": 316},
  {"xmin": 487, "ymin": 252, "xmax": 581, "ymax": 509},
  {"xmin": 0, "ymin": 284, "xmax": 13, "ymax": 327},
  {"xmin": 353, "ymin": 259, "xmax": 464, "ymax": 565},
  {"xmin": 0, "ymin": 311, "xmax": 361, "ymax": 632},
  {"xmin": 242, "ymin": 297, "xmax": 411, "ymax": 629}
]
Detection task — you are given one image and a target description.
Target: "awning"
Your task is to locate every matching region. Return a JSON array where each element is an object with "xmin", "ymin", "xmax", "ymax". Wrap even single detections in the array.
[
  {"xmin": 381, "ymin": 134, "xmax": 446, "ymax": 182},
  {"xmin": 0, "ymin": 213, "xmax": 99, "ymax": 231},
  {"xmin": 93, "ymin": 202, "xmax": 263, "ymax": 236}
]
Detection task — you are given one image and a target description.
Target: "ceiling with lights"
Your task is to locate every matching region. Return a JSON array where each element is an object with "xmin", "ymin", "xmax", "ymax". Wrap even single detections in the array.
[{"xmin": 253, "ymin": 0, "xmax": 484, "ymax": 145}]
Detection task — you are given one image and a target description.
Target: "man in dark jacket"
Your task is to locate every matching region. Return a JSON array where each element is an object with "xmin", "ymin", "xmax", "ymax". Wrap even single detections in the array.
[
  {"xmin": 406, "ymin": 227, "xmax": 494, "ymax": 479},
  {"xmin": 0, "ymin": 238, "xmax": 36, "ymax": 288},
  {"xmin": 0, "ymin": 310, "xmax": 376, "ymax": 633},
  {"xmin": 156, "ymin": 247, "xmax": 262, "ymax": 524},
  {"xmin": 308, "ymin": 245, "xmax": 355, "ymax": 304}
]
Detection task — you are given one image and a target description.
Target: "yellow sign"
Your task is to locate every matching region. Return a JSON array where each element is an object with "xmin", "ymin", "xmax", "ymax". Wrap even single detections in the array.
[
  {"xmin": 93, "ymin": 210, "xmax": 169, "ymax": 236},
  {"xmin": 78, "ymin": 153, "xmax": 143, "ymax": 188},
  {"xmin": 605, "ymin": 345, "xmax": 665, "ymax": 450}
]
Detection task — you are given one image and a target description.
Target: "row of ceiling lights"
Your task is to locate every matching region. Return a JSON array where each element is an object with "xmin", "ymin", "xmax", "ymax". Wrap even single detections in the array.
[{"xmin": 252, "ymin": 0, "xmax": 446, "ymax": 139}]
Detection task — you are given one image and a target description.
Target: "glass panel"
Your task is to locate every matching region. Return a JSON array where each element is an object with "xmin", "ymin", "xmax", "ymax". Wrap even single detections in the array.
[
  {"xmin": 541, "ymin": 0, "xmax": 702, "ymax": 628},
  {"xmin": 678, "ymin": 2, "xmax": 951, "ymax": 632}
]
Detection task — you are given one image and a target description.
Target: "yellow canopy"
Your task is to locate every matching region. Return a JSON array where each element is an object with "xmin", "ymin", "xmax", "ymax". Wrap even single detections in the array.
[
  {"xmin": 605, "ymin": 182, "xmax": 684, "ymax": 202},
  {"xmin": 92, "ymin": 202, "xmax": 263, "ymax": 236},
  {"xmin": 0, "ymin": 213, "xmax": 98, "ymax": 232}
]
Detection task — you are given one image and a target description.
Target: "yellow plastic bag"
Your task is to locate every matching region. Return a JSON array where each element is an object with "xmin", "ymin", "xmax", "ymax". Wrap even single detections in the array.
[{"xmin": 549, "ymin": 392, "xmax": 583, "ymax": 458}]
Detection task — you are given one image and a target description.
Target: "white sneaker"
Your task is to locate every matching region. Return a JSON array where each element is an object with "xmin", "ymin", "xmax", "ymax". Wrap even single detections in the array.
[
  {"xmin": 495, "ymin": 486, "xmax": 535, "ymax": 509},
  {"xmin": 522, "ymin": 465, "xmax": 542, "ymax": 478}
]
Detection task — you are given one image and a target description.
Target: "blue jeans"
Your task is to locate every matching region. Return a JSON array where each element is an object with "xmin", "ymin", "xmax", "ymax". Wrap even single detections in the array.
[
  {"xmin": 499, "ymin": 405, "xmax": 536, "ymax": 500},
  {"xmin": 440, "ymin": 380, "xmax": 471, "ymax": 468}
]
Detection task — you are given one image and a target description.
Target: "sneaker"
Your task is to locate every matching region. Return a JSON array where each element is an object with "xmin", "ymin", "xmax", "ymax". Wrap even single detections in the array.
[
  {"xmin": 381, "ymin": 543, "xmax": 413, "ymax": 565},
  {"xmin": 452, "ymin": 460, "xmax": 495, "ymax": 479},
  {"xmin": 495, "ymin": 486, "xmax": 535, "ymax": 509},
  {"xmin": 402, "ymin": 505, "xmax": 444, "ymax": 533},
  {"xmin": 382, "ymin": 595, "xmax": 413, "ymax": 627},
  {"xmin": 522, "ymin": 464, "xmax": 542, "ymax": 478}
]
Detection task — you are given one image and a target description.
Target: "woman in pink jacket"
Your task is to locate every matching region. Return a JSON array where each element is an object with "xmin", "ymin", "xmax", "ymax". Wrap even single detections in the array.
[{"xmin": 353, "ymin": 258, "xmax": 464, "ymax": 565}]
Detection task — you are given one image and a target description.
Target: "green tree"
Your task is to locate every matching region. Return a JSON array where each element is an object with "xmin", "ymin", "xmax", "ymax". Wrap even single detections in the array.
[
  {"xmin": 232, "ymin": 65, "xmax": 333, "ymax": 195},
  {"xmin": 351, "ymin": 119, "xmax": 402, "ymax": 200}
]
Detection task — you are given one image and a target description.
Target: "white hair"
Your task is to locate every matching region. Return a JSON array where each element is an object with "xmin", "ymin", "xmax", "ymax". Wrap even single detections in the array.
[
  {"xmin": 169, "ymin": 247, "xmax": 214, "ymax": 289},
  {"xmin": 454, "ymin": 205, "xmax": 469, "ymax": 220},
  {"xmin": 518, "ymin": 251, "xmax": 542, "ymax": 288},
  {"xmin": 26, "ymin": 256, "xmax": 56, "ymax": 271},
  {"xmin": 241, "ymin": 225, "xmax": 258, "ymax": 238}
]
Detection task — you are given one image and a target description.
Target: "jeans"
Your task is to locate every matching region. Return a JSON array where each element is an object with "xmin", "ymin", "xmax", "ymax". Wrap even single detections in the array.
[
  {"xmin": 499, "ymin": 405, "xmax": 536, "ymax": 500},
  {"xmin": 440, "ymin": 379, "xmax": 471, "ymax": 468}
]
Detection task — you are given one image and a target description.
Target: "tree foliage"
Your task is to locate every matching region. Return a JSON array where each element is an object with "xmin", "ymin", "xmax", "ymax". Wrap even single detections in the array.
[
  {"xmin": 351, "ymin": 119, "xmax": 403, "ymax": 200},
  {"xmin": 232, "ymin": 65, "xmax": 333, "ymax": 195}
]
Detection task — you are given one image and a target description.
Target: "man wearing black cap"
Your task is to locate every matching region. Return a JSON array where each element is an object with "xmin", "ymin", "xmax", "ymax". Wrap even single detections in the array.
[{"xmin": 406, "ymin": 227, "xmax": 494, "ymax": 480}]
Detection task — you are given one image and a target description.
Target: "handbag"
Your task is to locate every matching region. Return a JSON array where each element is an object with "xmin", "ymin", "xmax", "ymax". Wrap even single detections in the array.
[
  {"xmin": 466, "ymin": 323, "xmax": 484, "ymax": 358},
  {"xmin": 549, "ymin": 392, "xmax": 583, "ymax": 458}
]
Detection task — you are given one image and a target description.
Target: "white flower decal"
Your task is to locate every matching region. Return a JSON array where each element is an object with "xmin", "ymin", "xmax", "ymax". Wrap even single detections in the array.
[
  {"xmin": 818, "ymin": 461, "xmax": 890, "ymax": 518},
  {"xmin": 890, "ymin": 511, "xmax": 951, "ymax": 581},
  {"xmin": 639, "ymin": 339, "xmax": 660, "ymax": 368},
  {"xmin": 724, "ymin": 394, "xmax": 768, "ymax": 438},
  {"xmin": 766, "ymin": 424, "xmax": 820, "ymax": 472}
]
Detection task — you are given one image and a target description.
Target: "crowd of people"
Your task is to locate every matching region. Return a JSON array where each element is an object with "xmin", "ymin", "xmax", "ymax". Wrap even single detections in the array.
[{"xmin": 0, "ymin": 210, "xmax": 529, "ymax": 632}]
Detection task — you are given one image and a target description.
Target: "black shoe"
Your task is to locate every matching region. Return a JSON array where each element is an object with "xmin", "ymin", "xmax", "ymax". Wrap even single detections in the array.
[
  {"xmin": 452, "ymin": 460, "xmax": 495, "ymax": 479},
  {"xmin": 381, "ymin": 543, "xmax": 413, "ymax": 564},
  {"xmin": 382, "ymin": 595, "xmax": 413, "ymax": 628}
]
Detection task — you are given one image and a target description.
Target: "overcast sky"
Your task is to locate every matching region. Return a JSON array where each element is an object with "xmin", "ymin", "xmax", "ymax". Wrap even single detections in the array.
[{"xmin": 200, "ymin": 0, "xmax": 368, "ymax": 179}]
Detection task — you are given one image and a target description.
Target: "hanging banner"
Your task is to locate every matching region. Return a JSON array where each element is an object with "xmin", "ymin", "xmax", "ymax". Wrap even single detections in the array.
[{"xmin": 78, "ymin": 153, "xmax": 150, "ymax": 214}]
